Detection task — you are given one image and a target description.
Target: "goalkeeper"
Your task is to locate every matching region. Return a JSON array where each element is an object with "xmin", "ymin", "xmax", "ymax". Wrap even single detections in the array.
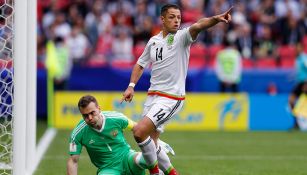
[{"xmin": 67, "ymin": 95, "xmax": 174, "ymax": 175}]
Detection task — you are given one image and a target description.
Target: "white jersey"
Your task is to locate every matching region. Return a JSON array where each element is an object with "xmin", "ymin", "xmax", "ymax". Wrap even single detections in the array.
[{"xmin": 137, "ymin": 27, "xmax": 194, "ymax": 97}]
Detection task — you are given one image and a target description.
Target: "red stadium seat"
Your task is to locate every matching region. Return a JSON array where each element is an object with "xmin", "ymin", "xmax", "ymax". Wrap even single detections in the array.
[
  {"xmin": 189, "ymin": 43, "xmax": 206, "ymax": 69},
  {"xmin": 255, "ymin": 58, "xmax": 277, "ymax": 69},
  {"xmin": 278, "ymin": 45, "xmax": 296, "ymax": 60},
  {"xmin": 208, "ymin": 45, "xmax": 224, "ymax": 60},
  {"xmin": 133, "ymin": 44, "xmax": 146, "ymax": 60},
  {"xmin": 303, "ymin": 35, "xmax": 307, "ymax": 53},
  {"xmin": 206, "ymin": 45, "xmax": 224, "ymax": 68},
  {"xmin": 242, "ymin": 58, "xmax": 254, "ymax": 69},
  {"xmin": 189, "ymin": 57, "xmax": 206, "ymax": 69},
  {"xmin": 86, "ymin": 54, "xmax": 107, "ymax": 68},
  {"xmin": 95, "ymin": 36, "xmax": 113, "ymax": 54},
  {"xmin": 110, "ymin": 60, "xmax": 133, "ymax": 69},
  {"xmin": 280, "ymin": 57, "xmax": 295, "ymax": 69},
  {"xmin": 182, "ymin": 10, "xmax": 202, "ymax": 23},
  {"xmin": 303, "ymin": 35, "xmax": 307, "ymax": 47},
  {"xmin": 190, "ymin": 43, "xmax": 206, "ymax": 59}
]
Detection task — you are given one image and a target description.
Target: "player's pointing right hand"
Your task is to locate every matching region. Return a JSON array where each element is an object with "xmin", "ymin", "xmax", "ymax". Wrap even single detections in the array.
[{"xmin": 121, "ymin": 87, "xmax": 134, "ymax": 103}]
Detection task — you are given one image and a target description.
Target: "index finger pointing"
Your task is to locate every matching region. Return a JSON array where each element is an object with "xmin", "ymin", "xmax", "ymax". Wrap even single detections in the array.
[
  {"xmin": 120, "ymin": 96, "xmax": 125, "ymax": 104},
  {"xmin": 225, "ymin": 6, "xmax": 234, "ymax": 14}
]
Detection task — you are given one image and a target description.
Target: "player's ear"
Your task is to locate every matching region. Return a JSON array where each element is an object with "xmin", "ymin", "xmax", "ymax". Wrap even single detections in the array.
[{"xmin": 160, "ymin": 15, "xmax": 165, "ymax": 23}]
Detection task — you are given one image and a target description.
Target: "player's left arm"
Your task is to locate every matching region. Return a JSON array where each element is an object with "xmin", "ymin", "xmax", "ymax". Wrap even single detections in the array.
[
  {"xmin": 126, "ymin": 117, "xmax": 137, "ymax": 131},
  {"xmin": 117, "ymin": 112, "xmax": 136, "ymax": 131},
  {"xmin": 189, "ymin": 7, "xmax": 233, "ymax": 40},
  {"xmin": 67, "ymin": 154, "xmax": 79, "ymax": 175}
]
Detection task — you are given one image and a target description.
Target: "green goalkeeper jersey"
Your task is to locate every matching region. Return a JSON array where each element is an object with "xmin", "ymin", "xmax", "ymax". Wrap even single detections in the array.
[{"xmin": 69, "ymin": 111, "xmax": 131, "ymax": 170}]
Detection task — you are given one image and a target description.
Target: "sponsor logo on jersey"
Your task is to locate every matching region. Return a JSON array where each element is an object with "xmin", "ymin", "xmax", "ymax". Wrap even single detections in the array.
[{"xmin": 89, "ymin": 139, "xmax": 95, "ymax": 144}]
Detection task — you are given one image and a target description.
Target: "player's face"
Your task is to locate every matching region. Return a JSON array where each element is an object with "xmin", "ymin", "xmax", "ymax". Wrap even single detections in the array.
[
  {"xmin": 161, "ymin": 8, "xmax": 181, "ymax": 33},
  {"xmin": 80, "ymin": 102, "xmax": 101, "ymax": 128}
]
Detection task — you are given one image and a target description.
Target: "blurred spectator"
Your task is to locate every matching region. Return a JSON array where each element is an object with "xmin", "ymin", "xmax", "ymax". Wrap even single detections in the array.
[
  {"xmin": 66, "ymin": 25, "xmax": 90, "ymax": 66},
  {"xmin": 46, "ymin": 37, "xmax": 71, "ymax": 90},
  {"xmin": 206, "ymin": 0, "xmax": 230, "ymax": 17},
  {"xmin": 231, "ymin": 1, "xmax": 248, "ymax": 26},
  {"xmin": 53, "ymin": 11, "xmax": 71, "ymax": 39},
  {"xmin": 67, "ymin": 4, "xmax": 82, "ymax": 26},
  {"xmin": 254, "ymin": 24, "xmax": 277, "ymax": 59},
  {"xmin": 42, "ymin": 2, "xmax": 57, "ymax": 32},
  {"xmin": 180, "ymin": 0, "xmax": 203, "ymax": 24},
  {"xmin": 111, "ymin": 28, "xmax": 134, "ymax": 63},
  {"xmin": 298, "ymin": 9, "xmax": 307, "ymax": 36},
  {"xmin": 133, "ymin": 16, "xmax": 154, "ymax": 45},
  {"xmin": 215, "ymin": 38, "xmax": 242, "ymax": 93},
  {"xmin": 84, "ymin": 0, "xmax": 112, "ymax": 46},
  {"xmin": 278, "ymin": 13, "xmax": 303, "ymax": 45},
  {"xmin": 260, "ymin": 0, "xmax": 276, "ymax": 25},
  {"xmin": 132, "ymin": 0, "xmax": 153, "ymax": 45},
  {"xmin": 93, "ymin": 24, "xmax": 114, "ymax": 62},
  {"xmin": 275, "ymin": 0, "xmax": 301, "ymax": 20},
  {"xmin": 235, "ymin": 23, "xmax": 253, "ymax": 59},
  {"xmin": 37, "ymin": 25, "xmax": 47, "ymax": 68}
]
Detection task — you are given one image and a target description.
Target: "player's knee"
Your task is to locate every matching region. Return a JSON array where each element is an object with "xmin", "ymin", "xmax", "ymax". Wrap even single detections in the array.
[{"xmin": 133, "ymin": 125, "xmax": 147, "ymax": 142}]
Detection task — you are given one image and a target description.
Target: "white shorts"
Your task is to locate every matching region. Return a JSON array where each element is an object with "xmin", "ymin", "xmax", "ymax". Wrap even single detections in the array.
[{"xmin": 142, "ymin": 95, "xmax": 184, "ymax": 132}]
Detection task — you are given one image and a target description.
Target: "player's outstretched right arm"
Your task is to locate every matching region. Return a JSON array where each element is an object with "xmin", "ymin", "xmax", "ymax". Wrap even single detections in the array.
[
  {"xmin": 67, "ymin": 155, "xmax": 79, "ymax": 175},
  {"xmin": 121, "ymin": 64, "xmax": 144, "ymax": 103},
  {"xmin": 189, "ymin": 7, "xmax": 233, "ymax": 40}
]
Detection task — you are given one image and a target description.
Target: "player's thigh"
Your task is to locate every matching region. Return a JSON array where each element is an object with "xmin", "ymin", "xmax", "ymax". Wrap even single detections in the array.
[
  {"xmin": 97, "ymin": 168, "xmax": 121, "ymax": 175},
  {"xmin": 146, "ymin": 96, "xmax": 184, "ymax": 128},
  {"xmin": 125, "ymin": 151, "xmax": 146, "ymax": 175}
]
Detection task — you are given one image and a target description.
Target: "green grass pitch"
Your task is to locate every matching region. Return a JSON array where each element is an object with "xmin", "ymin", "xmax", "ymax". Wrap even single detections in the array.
[{"xmin": 34, "ymin": 128, "xmax": 307, "ymax": 175}]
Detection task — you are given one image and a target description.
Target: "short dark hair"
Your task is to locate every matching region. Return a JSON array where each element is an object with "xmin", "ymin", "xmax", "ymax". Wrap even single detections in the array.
[
  {"xmin": 78, "ymin": 95, "xmax": 98, "ymax": 109},
  {"xmin": 161, "ymin": 4, "xmax": 180, "ymax": 16}
]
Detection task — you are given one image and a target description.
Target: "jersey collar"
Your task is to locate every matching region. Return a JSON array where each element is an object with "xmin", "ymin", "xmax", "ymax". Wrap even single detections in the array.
[{"xmin": 92, "ymin": 112, "xmax": 106, "ymax": 133}]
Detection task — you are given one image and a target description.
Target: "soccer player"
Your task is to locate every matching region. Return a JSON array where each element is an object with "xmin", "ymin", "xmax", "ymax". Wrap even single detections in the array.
[
  {"xmin": 288, "ymin": 43, "xmax": 307, "ymax": 130},
  {"xmin": 67, "ymin": 95, "xmax": 173, "ymax": 175},
  {"xmin": 121, "ymin": 4, "xmax": 233, "ymax": 175}
]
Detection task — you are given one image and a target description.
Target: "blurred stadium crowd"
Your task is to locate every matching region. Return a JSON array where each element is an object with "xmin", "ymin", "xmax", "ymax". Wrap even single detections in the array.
[{"xmin": 36, "ymin": 0, "xmax": 307, "ymax": 69}]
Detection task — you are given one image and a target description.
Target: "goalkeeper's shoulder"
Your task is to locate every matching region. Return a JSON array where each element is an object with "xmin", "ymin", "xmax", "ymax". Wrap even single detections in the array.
[{"xmin": 103, "ymin": 111, "xmax": 136, "ymax": 130}]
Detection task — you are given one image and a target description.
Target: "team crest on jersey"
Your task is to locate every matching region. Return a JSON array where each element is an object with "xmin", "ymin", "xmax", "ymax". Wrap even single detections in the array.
[
  {"xmin": 167, "ymin": 34, "xmax": 174, "ymax": 49},
  {"xmin": 111, "ymin": 130, "xmax": 118, "ymax": 137}
]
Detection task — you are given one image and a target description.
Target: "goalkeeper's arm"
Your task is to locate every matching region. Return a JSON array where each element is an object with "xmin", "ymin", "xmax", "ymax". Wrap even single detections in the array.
[
  {"xmin": 67, "ymin": 155, "xmax": 79, "ymax": 175},
  {"xmin": 123, "ymin": 117, "xmax": 137, "ymax": 131}
]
